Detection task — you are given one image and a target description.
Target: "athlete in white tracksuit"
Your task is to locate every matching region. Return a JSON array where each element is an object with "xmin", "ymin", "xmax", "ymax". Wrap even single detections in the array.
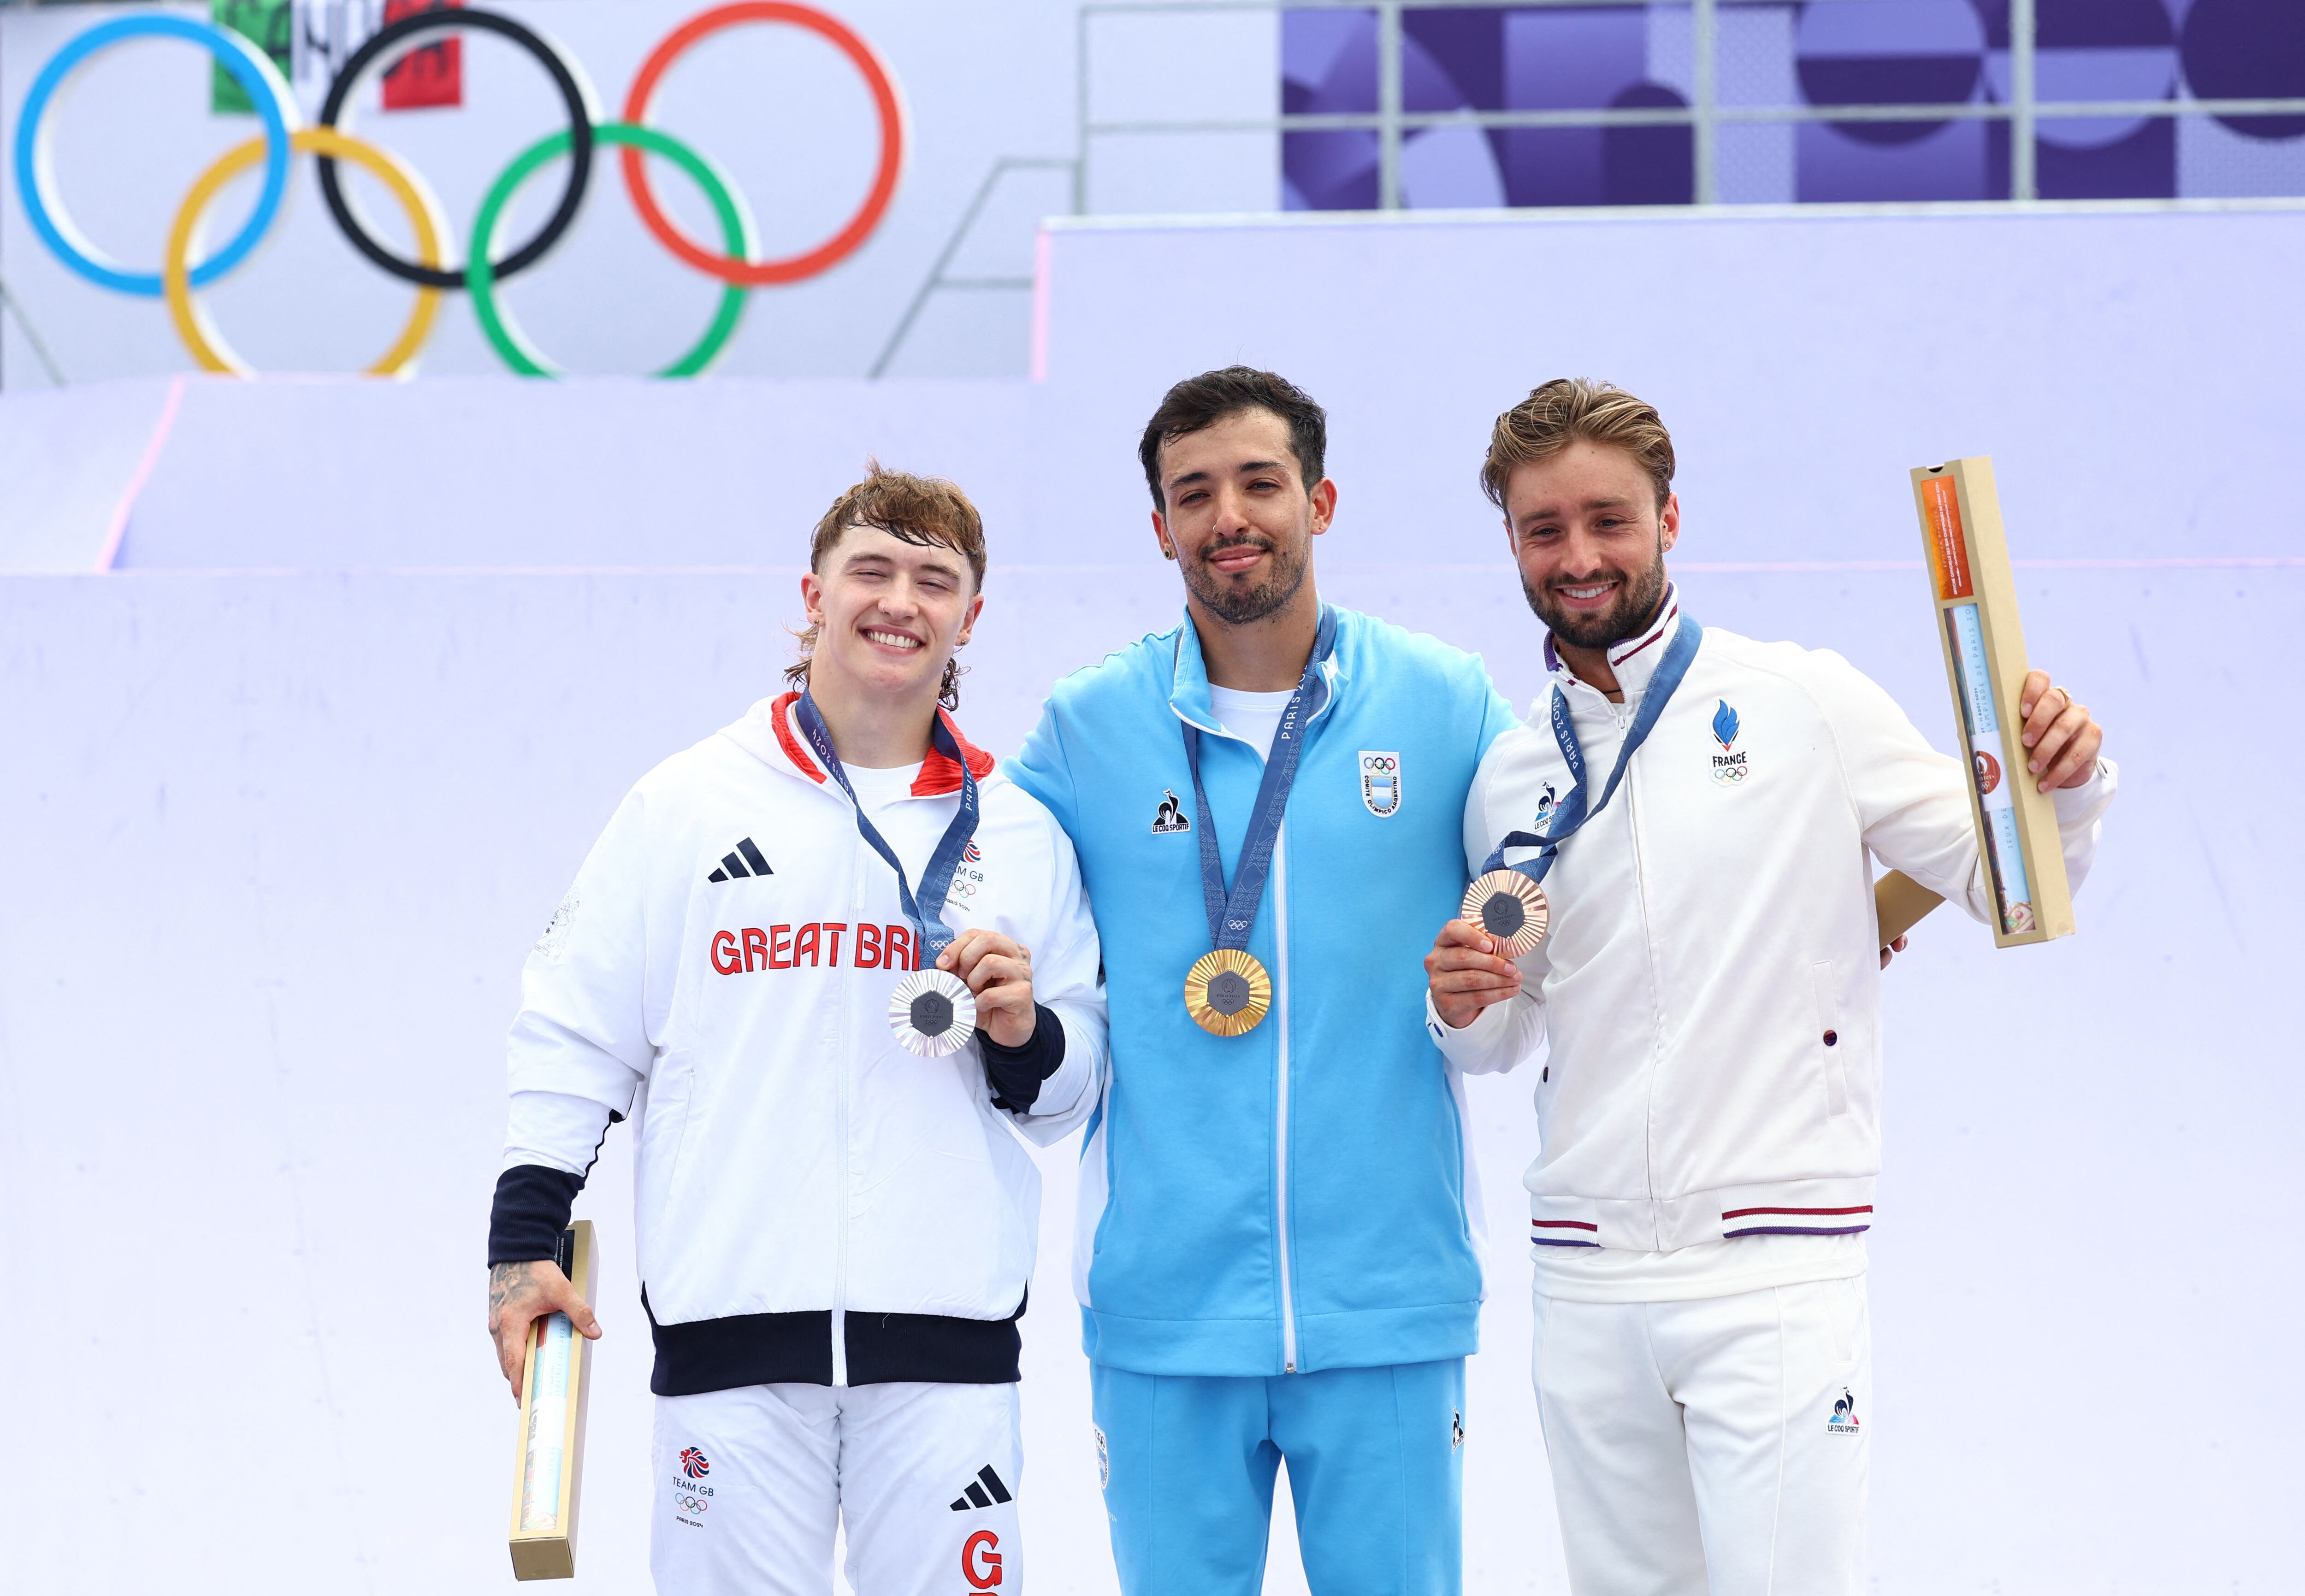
[
  {"xmin": 485, "ymin": 470, "xmax": 1108, "ymax": 1596},
  {"xmin": 1424, "ymin": 381, "xmax": 2113, "ymax": 1596}
]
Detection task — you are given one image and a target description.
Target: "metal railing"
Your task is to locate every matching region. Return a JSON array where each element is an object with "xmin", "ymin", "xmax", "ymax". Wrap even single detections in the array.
[
  {"xmin": 0, "ymin": 271, "xmax": 68, "ymax": 385},
  {"xmin": 1076, "ymin": 0, "xmax": 2305, "ymax": 208},
  {"xmin": 869, "ymin": 156, "xmax": 1077, "ymax": 379}
]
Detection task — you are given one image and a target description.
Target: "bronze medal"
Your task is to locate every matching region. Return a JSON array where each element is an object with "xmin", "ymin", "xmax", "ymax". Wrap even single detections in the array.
[{"xmin": 1461, "ymin": 869, "xmax": 1550, "ymax": 958}]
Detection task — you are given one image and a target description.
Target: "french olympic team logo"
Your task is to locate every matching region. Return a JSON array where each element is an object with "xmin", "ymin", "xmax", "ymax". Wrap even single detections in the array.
[
  {"xmin": 1710, "ymin": 701, "xmax": 1750, "ymax": 786},
  {"xmin": 680, "ymin": 1447, "xmax": 710, "ymax": 1479}
]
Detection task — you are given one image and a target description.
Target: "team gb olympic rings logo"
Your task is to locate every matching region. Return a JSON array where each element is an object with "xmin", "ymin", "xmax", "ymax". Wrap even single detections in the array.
[{"xmin": 12, "ymin": 3, "xmax": 908, "ymax": 379}]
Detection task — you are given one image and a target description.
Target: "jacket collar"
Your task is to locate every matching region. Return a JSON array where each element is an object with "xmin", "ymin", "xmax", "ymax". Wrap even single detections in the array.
[
  {"xmin": 735, "ymin": 690, "xmax": 995, "ymax": 797},
  {"xmin": 1167, "ymin": 603, "xmax": 1347, "ymax": 739},
  {"xmin": 1543, "ymin": 585, "xmax": 1682, "ymax": 701}
]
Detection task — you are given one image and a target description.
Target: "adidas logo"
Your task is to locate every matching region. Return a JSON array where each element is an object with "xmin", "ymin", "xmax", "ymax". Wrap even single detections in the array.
[
  {"xmin": 948, "ymin": 1464, "xmax": 1013, "ymax": 1513},
  {"xmin": 707, "ymin": 838, "xmax": 774, "ymax": 884}
]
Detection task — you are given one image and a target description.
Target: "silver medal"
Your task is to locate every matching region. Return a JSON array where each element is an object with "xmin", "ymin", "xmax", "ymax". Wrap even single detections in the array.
[{"xmin": 889, "ymin": 968, "xmax": 978, "ymax": 1057}]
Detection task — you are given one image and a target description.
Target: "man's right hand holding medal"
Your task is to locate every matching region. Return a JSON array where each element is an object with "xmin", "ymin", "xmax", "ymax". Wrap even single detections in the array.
[
  {"xmin": 1424, "ymin": 919, "xmax": 1526, "ymax": 1031},
  {"xmin": 938, "ymin": 927, "xmax": 1038, "ymax": 1048}
]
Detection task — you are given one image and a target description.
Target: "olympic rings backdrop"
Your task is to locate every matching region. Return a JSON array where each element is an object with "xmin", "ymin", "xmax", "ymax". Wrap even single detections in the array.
[{"xmin": 6, "ymin": 2, "xmax": 909, "ymax": 379}]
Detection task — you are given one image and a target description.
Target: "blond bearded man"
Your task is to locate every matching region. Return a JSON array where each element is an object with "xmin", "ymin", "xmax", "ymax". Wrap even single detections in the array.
[
  {"xmin": 1424, "ymin": 381, "xmax": 2113, "ymax": 1596},
  {"xmin": 486, "ymin": 466, "xmax": 1108, "ymax": 1596}
]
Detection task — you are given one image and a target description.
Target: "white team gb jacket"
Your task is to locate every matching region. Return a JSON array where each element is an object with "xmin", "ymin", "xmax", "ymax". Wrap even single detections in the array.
[
  {"xmin": 503, "ymin": 692, "xmax": 1108, "ymax": 1391},
  {"xmin": 1431, "ymin": 600, "xmax": 2116, "ymax": 1253}
]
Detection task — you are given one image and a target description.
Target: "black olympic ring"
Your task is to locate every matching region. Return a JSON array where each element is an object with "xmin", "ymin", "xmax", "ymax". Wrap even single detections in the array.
[{"xmin": 315, "ymin": 7, "xmax": 599, "ymax": 291}]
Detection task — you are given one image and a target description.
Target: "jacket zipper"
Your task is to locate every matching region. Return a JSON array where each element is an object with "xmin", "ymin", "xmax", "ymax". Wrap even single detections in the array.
[
  {"xmin": 1618, "ymin": 696, "xmax": 1670, "ymax": 1248},
  {"xmin": 1273, "ymin": 824, "xmax": 1299, "ymax": 1373},
  {"xmin": 1180, "ymin": 661, "xmax": 1334, "ymax": 1378},
  {"xmin": 830, "ymin": 823, "xmax": 856, "ymax": 1387}
]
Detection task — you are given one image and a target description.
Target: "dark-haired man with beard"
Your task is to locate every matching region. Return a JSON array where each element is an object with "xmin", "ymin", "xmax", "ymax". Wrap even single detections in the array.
[
  {"xmin": 1424, "ymin": 379, "xmax": 2115, "ymax": 1596},
  {"xmin": 1009, "ymin": 368, "xmax": 1519, "ymax": 1596}
]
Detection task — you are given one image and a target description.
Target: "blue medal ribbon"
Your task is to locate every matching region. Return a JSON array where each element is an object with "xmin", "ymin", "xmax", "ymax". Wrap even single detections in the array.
[
  {"xmin": 1481, "ymin": 610, "xmax": 1702, "ymax": 884},
  {"xmin": 796, "ymin": 689, "xmax": 981, "ymax": 963},
  {"xmin": 1181, "ymin": 607, "xmax": 1339, "ymax": 953}
]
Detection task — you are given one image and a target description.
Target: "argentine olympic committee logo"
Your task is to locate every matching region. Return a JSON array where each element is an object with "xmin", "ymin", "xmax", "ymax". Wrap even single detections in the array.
[
  {"xmin": 12, "ymin": 3, "xmax": 907, "ymax": 379},
  {"xmin": 1359, "ymin": 751, "xmax": 1402, "ymax": 817}
]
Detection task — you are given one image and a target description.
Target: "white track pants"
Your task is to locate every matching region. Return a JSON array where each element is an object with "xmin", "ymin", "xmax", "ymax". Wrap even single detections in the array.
[
  {"xmin": 651, "ymin": 1382, "xmax": 1022, "ymax": 1596},
  {"xmin": 1531, "ymin": 1278, "xmax": 1870, "ymax": 1596}
]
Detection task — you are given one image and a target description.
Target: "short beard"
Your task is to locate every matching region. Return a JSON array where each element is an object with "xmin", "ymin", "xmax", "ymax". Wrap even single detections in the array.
[
  {"xmin": 1183, "ymin": 533, "xmax": 1312, "ymax": 626},
  {"xmin": 1523, "ymin": 546, "xmax": 1670, "ymax": 651}
]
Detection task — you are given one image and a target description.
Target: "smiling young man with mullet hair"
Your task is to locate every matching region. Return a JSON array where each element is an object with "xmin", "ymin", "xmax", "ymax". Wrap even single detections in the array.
[
  {"xmin": 1009, "ymin": 368, "xmax": 1520, "ymax": 1596},
  {"xmin": 1424, "ymin": 380, "xmax": 2116, "ymax": 1596},
  {"xmin": 485, "ymin": 464, "xmax": 1107, "ymax": 1596}
]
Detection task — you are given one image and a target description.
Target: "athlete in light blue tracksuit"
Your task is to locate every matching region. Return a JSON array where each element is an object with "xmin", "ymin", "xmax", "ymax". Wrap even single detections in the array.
[{"xmin": 1009, "ymin": 368, "xmax": 1518, "ymax": 1596}]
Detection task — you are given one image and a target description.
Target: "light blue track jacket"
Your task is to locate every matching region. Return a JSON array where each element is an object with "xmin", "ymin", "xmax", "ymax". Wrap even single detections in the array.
[{"xmin": 1008, "ymin": 604, "xmax": 1519, "ymax": 1377}]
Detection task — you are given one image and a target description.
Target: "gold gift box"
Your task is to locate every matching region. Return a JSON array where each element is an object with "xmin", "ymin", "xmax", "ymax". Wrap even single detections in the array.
[{"xmin": 508, "ymin": 1219, "xmax": 597, "ymax": 1581}]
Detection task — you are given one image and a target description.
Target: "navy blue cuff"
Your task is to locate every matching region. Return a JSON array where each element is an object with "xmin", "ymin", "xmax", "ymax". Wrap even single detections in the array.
[
  {"xmin": 978, "ymin": 1003, "xmax": 1066, "ymax": 1113},
  {"xmin": 489, "ymin": 1165, "xmax": 584, "ymax": 1266}
]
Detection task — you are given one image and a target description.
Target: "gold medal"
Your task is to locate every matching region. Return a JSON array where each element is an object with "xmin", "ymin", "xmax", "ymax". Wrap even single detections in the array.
[
  {"xmin": 889, "ymin": 968, "xmax": 978, "ymax": 1057},
  {"xmin": 1461, "ymin": 869, "xmax": 1550, "ymax": 958},
  {"xmin": 1184, "ymin": 948, "xmax": 1271, "ymax": 1037}
]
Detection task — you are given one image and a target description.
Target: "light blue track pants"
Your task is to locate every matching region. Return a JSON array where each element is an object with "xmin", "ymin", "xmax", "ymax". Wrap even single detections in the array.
[{"xmin": 1090, "ymin": 1359, "xmax": 1466, "ymax": 1596}]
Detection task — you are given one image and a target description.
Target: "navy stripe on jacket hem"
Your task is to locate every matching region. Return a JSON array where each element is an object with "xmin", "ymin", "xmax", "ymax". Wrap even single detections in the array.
[{"xmin": 644, "ymin": 1289, "xmax": 1026, "ymax": 1395}]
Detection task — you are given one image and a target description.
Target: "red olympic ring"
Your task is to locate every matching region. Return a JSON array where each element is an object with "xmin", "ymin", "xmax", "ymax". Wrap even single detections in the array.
[{"xmin": 621, "ymin": 2, "xmax": 906, "ymax": 287}]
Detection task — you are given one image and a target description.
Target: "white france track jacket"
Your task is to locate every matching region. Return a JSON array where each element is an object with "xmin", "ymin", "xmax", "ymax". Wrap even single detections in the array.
[
  {"xmin": 1431, "ymin": 601, "xmax": 2116, "ymax": 1254},
  {"xmin": 494, "ymin": 692, "xmax": 1108, "ymax": 1395}
]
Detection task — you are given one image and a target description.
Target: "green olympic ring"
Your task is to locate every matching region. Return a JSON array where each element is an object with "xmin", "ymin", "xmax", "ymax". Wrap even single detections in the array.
[{"xmin": 469, "ymin": 121, "xmax": 756, "ymax": 379}]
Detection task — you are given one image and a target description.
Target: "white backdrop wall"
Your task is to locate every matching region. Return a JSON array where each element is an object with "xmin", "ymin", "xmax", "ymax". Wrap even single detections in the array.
[
  {"xmin": 9, "ymin": 204, "xmax": 2302, "ymax": 574},
  {"xmin": 2, "ymin": 203, "xmax": 2301, "ymax": 1593},
  {"xmin": 2, "ymin": 562, "xmax": 2295, "ymax": 1596}
]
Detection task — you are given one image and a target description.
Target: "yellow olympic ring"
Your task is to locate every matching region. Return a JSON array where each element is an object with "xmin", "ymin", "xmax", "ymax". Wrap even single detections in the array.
[{"xmin": 165, "ymin": 128, "xmax": 448, "ymax": 378}]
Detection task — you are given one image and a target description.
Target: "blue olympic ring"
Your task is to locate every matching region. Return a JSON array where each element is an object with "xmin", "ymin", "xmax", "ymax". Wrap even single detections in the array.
[{"xmin": 13, "ymin": 15, "xmax": 300, "ymax": 297}]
